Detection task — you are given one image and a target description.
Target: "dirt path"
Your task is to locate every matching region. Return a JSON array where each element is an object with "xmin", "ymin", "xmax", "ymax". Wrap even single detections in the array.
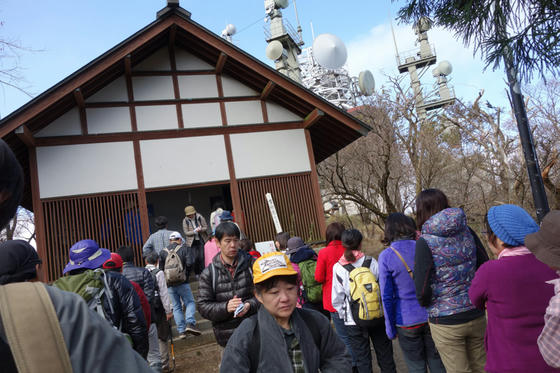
[{"xmin": 171, "ymin": 340, "xmax": 408, "ymax": 372}]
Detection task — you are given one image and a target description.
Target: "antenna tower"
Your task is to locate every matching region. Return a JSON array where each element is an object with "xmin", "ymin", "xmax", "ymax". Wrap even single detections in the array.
[
  {"xmin": 396, "ymin": 17, "xmax": 455, "ymax": 119},
  {"xmin": 263, "ymin": 0, "xmax": 303, "ymax": 83}
]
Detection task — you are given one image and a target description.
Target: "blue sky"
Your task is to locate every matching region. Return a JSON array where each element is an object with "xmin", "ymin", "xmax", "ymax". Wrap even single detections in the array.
[{"xmin": 0, "ymin": 0, "xmax": 512, "ymax": 118}]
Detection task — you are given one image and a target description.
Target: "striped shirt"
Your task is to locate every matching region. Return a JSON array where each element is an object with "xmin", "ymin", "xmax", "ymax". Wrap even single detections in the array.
[{"xmin": 538, "ymin": 272, "xmax": 560, "ymax": 368}]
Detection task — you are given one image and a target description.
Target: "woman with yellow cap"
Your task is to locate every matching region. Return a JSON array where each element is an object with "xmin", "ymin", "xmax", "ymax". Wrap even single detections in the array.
[{"xmin": 221, "ymin": 251, "xmax": 352, "ymax": 372}]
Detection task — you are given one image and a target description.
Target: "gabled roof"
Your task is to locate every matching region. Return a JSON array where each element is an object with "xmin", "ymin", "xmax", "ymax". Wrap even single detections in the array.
[{"xmin": 0, "ymin": 4, "xmax": 370, "ymax": 209}]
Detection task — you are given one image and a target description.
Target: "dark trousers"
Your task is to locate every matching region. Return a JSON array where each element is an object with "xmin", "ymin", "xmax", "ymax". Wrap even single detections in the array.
[
  {"xmin": 397, "ymin": 324, "xmax": 446, "ymax": 373},
  {"xmin": 191, "ymin": 239, "xmax": 204, "ymax": 275},
  {"xmin": 347, "ymin": 318, "xmax": 396, "ymax": 373}
]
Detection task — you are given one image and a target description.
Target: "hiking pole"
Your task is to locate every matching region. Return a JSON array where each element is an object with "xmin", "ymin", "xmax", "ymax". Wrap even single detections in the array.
[{"xmin": 168, "ymin": 323, "xmax": 176, "ymax": 373}]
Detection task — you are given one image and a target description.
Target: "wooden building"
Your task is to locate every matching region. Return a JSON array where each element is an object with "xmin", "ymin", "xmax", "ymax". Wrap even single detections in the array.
[{"xmin": 0, "ymin": 4, "xmax": 370, "ymax": 281}]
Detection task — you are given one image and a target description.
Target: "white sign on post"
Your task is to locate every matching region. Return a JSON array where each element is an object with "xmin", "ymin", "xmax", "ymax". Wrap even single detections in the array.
[
  {"xmin": 254, "ymin": 241, "xmax": 276, "ymax": 255},
  {"xmin": 265, "ymin": 192, "xmax": 283, "ymax": 234}
]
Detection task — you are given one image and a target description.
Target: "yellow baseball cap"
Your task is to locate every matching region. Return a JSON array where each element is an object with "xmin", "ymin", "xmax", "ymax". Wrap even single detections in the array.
[{"xmin": 252, "ymin": 252, "xmax": 297, "ymax": 284}]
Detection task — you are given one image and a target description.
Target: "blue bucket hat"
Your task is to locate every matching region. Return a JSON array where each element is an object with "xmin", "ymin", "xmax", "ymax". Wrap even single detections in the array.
[
  {"xmin": 63, "ymin": 239, "xmax": 111, "ymax": 274},
  {"xmin": 487, "ymin": 204, "xmax": 539, "ymax": 247},
  {"xmin": 220, "ymin": 210, "xmax": 234, "ymax": 222}
]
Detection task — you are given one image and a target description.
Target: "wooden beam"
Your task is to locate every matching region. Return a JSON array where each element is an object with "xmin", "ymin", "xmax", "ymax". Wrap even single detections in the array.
[
  {"xmin": 260, "ymin": 81, "xmax": 276, "ymax": 100},
  {"xmin": 73, "ymin": 88, "xmax": 88, "ymax": 135},
  {"xmin": 303, "ymin": 109, "xmax": 324, "ymax": 129},
  {"xmin": 215, "ymin": 52, "xmax": 228, "ymax": 75},
  {"xmin": 34, "ymin": 121, "xmax": 303, "ymax": 147},
  {"xmin": 15, "ymin": 125, "xmax": 35, "ymax": 147},
  {"xmin": 304, "ymin": 129, "xmax": 327, "ymax": 236},
  {"xmin": 169, "ymin": 24, "xmax": 177, "ymax": 48},
  {"xmin": 124, "ymin": 54, "xmax": 132, "ymax": 79}
]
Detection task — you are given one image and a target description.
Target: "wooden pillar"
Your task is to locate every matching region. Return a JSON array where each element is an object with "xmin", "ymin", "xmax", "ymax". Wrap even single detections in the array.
[
  {"xmin": 304, "ymin": 129, "xmax": 327, "ymax": 237},
  {"xmin": 28, "ymin": 147, "xmax": 48, "ymax": 282},
  {"xmin": 216, "ymin": 72, "xmax": 244, "ymax": 231},
  {"xmin": 124, "ymin": 55, "xmax": 150, "ymax": 244}
]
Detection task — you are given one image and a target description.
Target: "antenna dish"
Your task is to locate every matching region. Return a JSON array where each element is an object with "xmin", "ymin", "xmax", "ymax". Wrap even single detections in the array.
[
  {"xmin": 274, "ymin": 0, "xmax": 289, "ymax": 9},
  {"xmin": 358, "ymin": 70, "xmax": 375, "ymax": 96},
  {"xmin": 437, "ymin": 60, "xmax": 453, "ymax": 76},
  {"xmin": 266, "ymin": 40, "xmax": 284, "ymax": 60},
  {"xmin": 312, "ymin": 33, "xmax": 348, "ymax": 70}
]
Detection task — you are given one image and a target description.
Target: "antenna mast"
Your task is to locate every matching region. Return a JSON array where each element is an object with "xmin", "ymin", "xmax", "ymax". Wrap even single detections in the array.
[{"xmin": 263, "ymin": 0, "xmax": 303, "ymax": 83}]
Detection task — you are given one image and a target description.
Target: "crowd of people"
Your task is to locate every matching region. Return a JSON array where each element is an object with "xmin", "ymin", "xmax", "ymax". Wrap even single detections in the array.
[{"xmin": 1, "ymin": 137, "xmax": 560, "ymax": 373}]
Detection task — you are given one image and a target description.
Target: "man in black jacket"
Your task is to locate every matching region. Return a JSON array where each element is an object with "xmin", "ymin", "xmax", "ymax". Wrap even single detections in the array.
[
  {"xmin": 197, "ymin": 222, "xmax": 259, "ymax": 347},
  {"xmin": 159, "ymin": 232, "xmax": 201, "ymax": 338},
  {"xmin": 118, "ymin": 245, "xmax": 161, "ymax": 371}
]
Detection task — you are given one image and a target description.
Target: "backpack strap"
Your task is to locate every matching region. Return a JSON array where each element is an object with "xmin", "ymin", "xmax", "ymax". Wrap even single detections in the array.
[
  {"xmin": 390, "ymin": 247, "xmax": 413, "ymax": 279},
  {"xmin": 342, "ymin": 263, "xmax": 355, "ymax": 273},
  {"xmin": 362, "ymin": 256, "xmax": 373, "ymax": 269},
  {"xmin": 0, "ymin": 282, "xmax": 73, "ymax": 373}
]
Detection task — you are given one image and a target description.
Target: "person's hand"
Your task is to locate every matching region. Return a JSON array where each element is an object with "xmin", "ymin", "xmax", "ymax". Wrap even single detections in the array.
[
  {"xmin": 166, "ymin": 312, "xmax": 173, "ymax": 320},
  {"xmin": 236, "ymin": 302, "xmax": 250, "ymax": 318},
  {"xmin": 227, "ymin": 296, "xmax": 242, "ymax": 313}
]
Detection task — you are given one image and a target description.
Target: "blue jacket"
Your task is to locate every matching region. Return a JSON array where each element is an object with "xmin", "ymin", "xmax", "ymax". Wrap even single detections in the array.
[{"xmin": 378, "ymin": 240, "xmax": 428, "ymax": 339}]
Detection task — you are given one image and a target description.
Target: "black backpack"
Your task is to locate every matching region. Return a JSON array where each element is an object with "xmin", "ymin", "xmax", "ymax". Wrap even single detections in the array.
[{"xmin": 148, "ymin": 267, "xmax": 166, "ymax": 323}]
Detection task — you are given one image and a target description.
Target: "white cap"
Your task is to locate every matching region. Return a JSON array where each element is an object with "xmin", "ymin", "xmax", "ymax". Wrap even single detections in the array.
[{"xmin": 169, "ymin": 231, "xmax": 183, "ymax": 241}]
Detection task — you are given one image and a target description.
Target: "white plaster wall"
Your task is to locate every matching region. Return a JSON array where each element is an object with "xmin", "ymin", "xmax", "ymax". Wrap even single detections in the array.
[
  {"xmin": 37, "ymin": 142, "xmax": 138, "ymax": 198},
  {"xmin": 225, "ymin": 101, "xmax": 263, "ymax": 125},
  {"xmin": 133, "ymin": 47, "xmax": 171, "ymax": 71},
  {"xmin": 181, "ymin": 103, "xmax": 222, "ymax": 128},
  {"xmin": 222, "ymin": 75, "xmax": 259, "ymax": 97},
  {"xmin": 231, "ymin": 129, "xmax": 311, "ymax": 179},
  {"xmin": 86, "ymin": 107, "xmax": 132, "ymax": 134},
  {"xmin": 178, "ymin": 75, "xmax": 218, "ymax": 99},
  {"xmin": 136, "ymin": 105, "xmax": 178, "ymax": 131},
  {"xmin": 266, "ymin": 101, "xmax": 302, "ymax": 122},
  {"xmin": 35, "ymin": 108, "xmax": 81, "ymax": 138},
  {"xmin": 132, "ymin": 76, "xmax": 174, "ymax": 101},
  {"xmin": 175, "ymin": 49, "xmax": 214, "ymax": 70},
  {"xmin": 140, "ymin": 136, "xmax": 229, "ymax": 188},
  {"xmin": 85, "ymin": 76, "xmax": 128, "ymax": 103}
]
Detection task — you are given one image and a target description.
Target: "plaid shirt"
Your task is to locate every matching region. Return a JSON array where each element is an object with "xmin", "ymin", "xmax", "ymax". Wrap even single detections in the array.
[
  {"xmin": 538, "ymin": 271, "xmax": 560, "ymax": 368},
  {"xmin": 283, "ymin": 327, "xmax": 304, "ymax": 373}
]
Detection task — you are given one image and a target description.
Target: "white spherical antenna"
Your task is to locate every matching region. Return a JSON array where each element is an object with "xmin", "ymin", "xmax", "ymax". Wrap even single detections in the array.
[
  {"xmin": 312, "ymin": 34, "xmax": 348, "ymax": 70},
  {"xmin": 274, "ymin": 0, "xmax": 289, "ymax": 9},
  {"xmin": 266, "ymin": 40, "xmax": 284, "ymax": 60},
  {"xmin": 225, "ymin": 24, "xmax": 236, "ymax": 36},
  {"xmin": 437, "ymin": 60, "xmax": 453, "ymax": 76},
  {"xmin": 358, "ymin": 70, "xmax": 375, "ymax": 96}
]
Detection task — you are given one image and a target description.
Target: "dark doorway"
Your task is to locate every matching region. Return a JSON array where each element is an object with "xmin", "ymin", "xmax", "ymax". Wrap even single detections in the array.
[{"xmin": 146, "ymin": 184, "xmax": 232, "ymax": 234}]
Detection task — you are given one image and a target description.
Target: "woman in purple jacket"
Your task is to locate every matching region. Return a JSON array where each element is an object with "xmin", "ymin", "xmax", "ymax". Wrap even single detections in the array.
[
  {"xmin": 469, "ymin": 204, "xmax": 558, "ymax": 373},
  {"xmin": 379, "ymin": 213, "xmax": 446, "ymax": 373}
]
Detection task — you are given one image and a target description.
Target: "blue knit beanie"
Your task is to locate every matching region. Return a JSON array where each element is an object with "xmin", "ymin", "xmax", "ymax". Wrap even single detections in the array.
[{"xmin": 487, "ymin": 204, "xmax": 539, "ymax": 246}]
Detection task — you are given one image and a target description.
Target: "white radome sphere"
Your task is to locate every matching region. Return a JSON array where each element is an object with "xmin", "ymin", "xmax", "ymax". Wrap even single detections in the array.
[
  {"xmin": 266, "ymin": 40, "xmax": 284, "ymax": 60},
  {"xmin": 312, "ymin": 33, "xmax": 348, "ymax": 70},
  {"xmin": 438, "ymin": 60, "xmax": 453, "ymax": 76},
  {"xmin": 274, "ymin": 0, "xmax": 289, "ymax": 9}
]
